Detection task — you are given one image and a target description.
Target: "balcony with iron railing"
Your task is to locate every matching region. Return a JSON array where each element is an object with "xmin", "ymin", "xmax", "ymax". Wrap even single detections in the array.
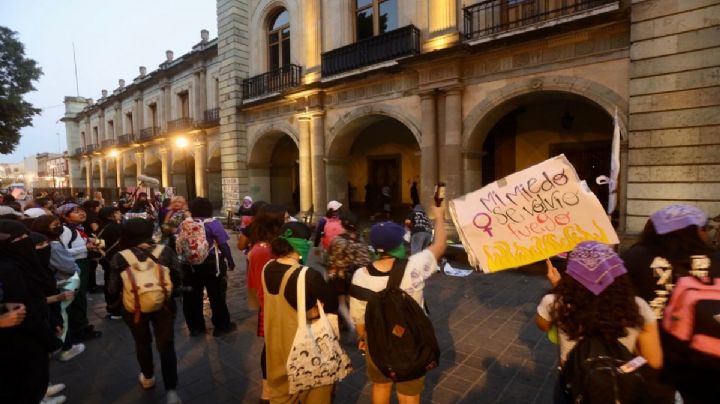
[
  {"xmin": 85, "ymin": 144, "xmax": 97, "ymax": 153},
  {"xmin": 168, "ymin": 117, "xmax": 194, "ymax": 132},
  {"xmin": 101, "ymin": 138, "xmax": 116, "ymax": 149},
  {"xmin": 139, "ymin": 126, "xmax": 161, "ymax": 140},
  {"xmin": 73, "ymin": 147, "xmax": 83, "ymax": 156},
  {"xmin": 463, "ymin": 0, "xmax": 618, "ymax": 41},
  {"xmin": 321, "ymin": 25, "xmax": 421, "ymax": 77},
  {"xmin": 197, "ymin": 108, "xmax": 220, "ymax": 128},
  {"xmin": 118, "ymin": 134, "xmax": 134, "ymax": 145},
  {"xmin": 242, "ymin": 64, "xmax": 302, "ymax": 100}
]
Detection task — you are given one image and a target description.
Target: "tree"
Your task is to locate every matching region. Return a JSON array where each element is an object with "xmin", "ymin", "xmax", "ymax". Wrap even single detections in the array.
[{"xmin": 0, "ymin": 26, "xmax": 43, "ymax": 154}]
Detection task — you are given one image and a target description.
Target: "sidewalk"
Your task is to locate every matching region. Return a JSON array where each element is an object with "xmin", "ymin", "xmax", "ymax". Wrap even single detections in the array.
[{"xmin": 50, "ymin": 235, "xmax": 558, "ymax": 403}]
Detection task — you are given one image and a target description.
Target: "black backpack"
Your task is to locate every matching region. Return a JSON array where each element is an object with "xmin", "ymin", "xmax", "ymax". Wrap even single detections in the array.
[
  {"xmin": 561, "ymin": 336, "xmax": 648, "ymax": 404},
  {"xmin": 350, "ymin": 259, "xmax": 440, "ymax": 381}
]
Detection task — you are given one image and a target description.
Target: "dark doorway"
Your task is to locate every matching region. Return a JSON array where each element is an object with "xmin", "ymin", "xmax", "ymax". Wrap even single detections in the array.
[
  {"xmin": 184, "ymin": 156, "xmax": 196, "ymax": 201},
  {"xmin": 367, "ymin": 155, "xmax": 401, "ymax": 204},
  {"xmin": 550, "ymin": 141, "xmax": 611, "ymax": 211}
]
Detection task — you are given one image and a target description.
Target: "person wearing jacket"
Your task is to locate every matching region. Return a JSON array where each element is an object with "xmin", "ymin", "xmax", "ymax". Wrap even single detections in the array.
[
  {"xmin": 56, "ymin": 203, "xmax": 102, "ymax": 341},
  {"xmin": 97, "ymin": 206, "xmax": 124, "ymax": 318},
  {"xmin": 109, "ymin": 218, "xmax": 183, "ymax": 404}
]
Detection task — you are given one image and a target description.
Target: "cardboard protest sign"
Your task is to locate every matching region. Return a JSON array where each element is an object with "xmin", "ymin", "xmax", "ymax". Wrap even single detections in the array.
[{"xmin": 449, "ymin": 154, "xmax": 618, "ymax": 273}]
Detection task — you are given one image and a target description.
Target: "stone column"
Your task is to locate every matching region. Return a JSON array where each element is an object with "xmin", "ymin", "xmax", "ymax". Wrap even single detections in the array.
[
  {"xmin": 98, "ymin": 158, "xmax": 106, "ymax": 188},
  {"xmin": 442, "ymin": 87, "xmax": 463, "ymax": 200},
  {"xmin": 98, "ymin": 112, "xmax": 106, "ymax": 143},
  {"xmin": 159, "ymin": 147, "xmax": 171, "ymax": 188},
  {"xmin": 135, "ymin": 150, "xmax": 144, "ymax": 179},
  {"xmin": 134, "ymin": 94, "xmax": 144, "ymax": 134},
  {"xmin": 310, "ymin": 113, "xmax": 326, "ymax": 213},
  {"xmin": 84, "ymin": 156, "xmax": 91, "ymax": 189},
  {"xmin": 194, "ymin": 66, "xmax": 207, "ymax": 122},
  {"xmin": 303, "ymin": 0, "xmax": 322, "ymax": 81},
  {"xmin": 420, "ymin": 91, "xmax": 438, "ymax": 208},
  {"xmin": 114, "ymin": 103, "xmax": 123, "ymax": 139},
  {"xmin": 194, "ymin": 135, "xmax": 208, "ymax": 198},
  {"xmin": 161, "ymin": 80, "xmax": 171, "ymax": 132},
  {"xmin": 115, "ymin": 155, "xmax": 123, "ymax": 189},
  {"xmin": 429, "ymin": 0, "xmax": 457, "ymax": 33},
  {"xmin": 462, "ymin": 151, "xmax": 484, "ymax": 195},
  {"xmin": 298, "ymin": 116, "xmax": 313, "ymax": 214}
]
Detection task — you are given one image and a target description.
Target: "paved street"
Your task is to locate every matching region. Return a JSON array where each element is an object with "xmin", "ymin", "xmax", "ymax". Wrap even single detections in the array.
[{"xmin": 51, "ymin": 235, "xmax": 558, "ymax": 403}]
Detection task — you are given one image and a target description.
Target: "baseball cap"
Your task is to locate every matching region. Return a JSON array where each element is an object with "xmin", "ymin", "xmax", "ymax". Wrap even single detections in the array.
[
  {"xmin": 327, "ymin": 200, "xmax": 342, "ymax": 211},
  {"xmin": 369, "ymin": 221, "xmax": 406, "ymax": 258}
]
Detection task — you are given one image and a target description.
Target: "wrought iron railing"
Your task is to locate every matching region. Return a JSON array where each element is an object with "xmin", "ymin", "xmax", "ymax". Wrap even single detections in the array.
[
  {"xmin": 73, "ymin": 147, "xmax": 83, "ymax": 156},
  {"xmin": 242, "ymin": 64, "xmax": 302, "ymax": 100},
  {"xmin": 118, "ymin": 134, "xmax": 134, "ymax": 145},
  {"xmin": 139, "ymin": 127, "xmax": 161, "ymax": 140},
  {"xmin": 321, "ymin": 25, "xmax": 421, "ymax": 77},
  {"xmin": 101, "ymin": 139, "xmax": 116, "ymax": 148},
  {"xmin": 168, "ymin": 117, "xmax": 194, "ymax": 132},
  {"xmin": 85, "ymin": 144, "xmax": 97, "ymax": 153},
  {"xmin": 203, "ymin": 108, "xmax": 220, "ymax": 125},
  {"xmin": 463, "ymin": 0, "xmax": 616, "ymax": 39}
]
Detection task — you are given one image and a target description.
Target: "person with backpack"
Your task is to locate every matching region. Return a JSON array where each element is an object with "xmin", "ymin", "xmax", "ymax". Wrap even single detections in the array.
[
  {"xmin": 313, "ymin": 200, "xmax": 342, "ymax": 248},
  {"xmin": 176, "ymin": 197, "xmax": 235, "ymax": 336},
  {"xmin": 404, "ymin": 205, "xmax": 433, "ymax": 255},
  {"xmin": 56, "ymin": 203, "xmax": 102, "ymax": 341},
  {"xmin": 108, "ymin": 218, "xmax": 182, "ymax": 404},
  {"xmin": 327, "ymin": 211, "xmax": 372, "ymax": 336},
  {"xmin": 621, "ymin": 204, "xmax": 720, "ymax": 403},
  {"xmin": 262, "ymin": 221, "xmax": 339, "ymax": 403},
  {"xmin": 536, "ymin": 241, "xmax": 663, "ymax": 404},
  {"xmin": 349, "ymin": 205, "xmax": 446, "ymax": 404}
]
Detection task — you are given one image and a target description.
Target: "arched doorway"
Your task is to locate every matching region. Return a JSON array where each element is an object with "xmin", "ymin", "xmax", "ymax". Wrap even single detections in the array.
[
  {"xmin": 465, "ymin": 91, "xmax": 615, "ymax": 212},
  {"xmin": 248, "ymin": 131, "xmax": 299, "ymax": 213},
  {"xmin": 172, "ymin": 153, "xmax": 196, "ymax": 201},
  {"xmin": 327, "ymin": 114, "xmax": 420, "ymax": 219}
]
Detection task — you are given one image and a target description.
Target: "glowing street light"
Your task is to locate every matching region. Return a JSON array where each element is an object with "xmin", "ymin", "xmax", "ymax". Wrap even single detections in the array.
[
  {"xmin": 109, "ymin": 149, "xmax": 119, "ymax": 158},
  {"xmin": 175, "ymin": 136, "xmax": 189, "ymax": 149}
]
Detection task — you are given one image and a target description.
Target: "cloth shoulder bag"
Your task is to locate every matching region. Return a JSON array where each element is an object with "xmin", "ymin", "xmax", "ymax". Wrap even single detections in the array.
[{"xmin": 286, "ymin": 266, "xmax": 352, "ymax": 394}]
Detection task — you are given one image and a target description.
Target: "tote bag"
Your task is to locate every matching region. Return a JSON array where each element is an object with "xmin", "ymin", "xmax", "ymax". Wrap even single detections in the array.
[{"xmin": 286, "ymin": 266, "xmax": 352, "ymax": 393}]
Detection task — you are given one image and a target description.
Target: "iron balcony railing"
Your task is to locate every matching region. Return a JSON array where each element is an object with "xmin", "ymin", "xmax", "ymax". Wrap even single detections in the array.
[
  {"xmin": 168, "ymin": 117, "xmax": 194, "ymax": 132},
  {"xmin": 85, "ymin": 144, "xmax": 97, "ymax": 153},
  {"xmin": 118, "ymin": 134, "xmax": 134, "ymax": 145},
  {"xmin": 464, "ymin": 0, "xmax": 616, "ymax": 39},
  {"xmin": 101, "ymin": 139, "xmax": 116, "ymax": 148},
  {"xmin": 73, "ymin": 147, "xmax": 83, "ymax": 156},
  {"xmin": 322, "ymin": 25, "xmax": 421, "ymax": 77},
  {"xmin": 203, "ymin": 108, "xmax": 220, "ymax": 125},
  {"xmin": 242, "ymin": 64, "xmax": 302, "ymax": 100},
  {"xmin": 139, "ymin": 126, "xmax": 161, "ymax": 140}
]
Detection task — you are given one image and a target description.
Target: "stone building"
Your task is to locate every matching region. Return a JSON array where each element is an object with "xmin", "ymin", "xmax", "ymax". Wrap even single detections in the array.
[
  {"xmin": 220, "ymin": 0, "xmax": 719, "ymax": 235},
  {"xmin": 65, "ymin": 0, "xmax": 719, "ymax": 236},
  {"xmin": 62, "ymin": 30, "xmax": 224, "ymax": 208}
]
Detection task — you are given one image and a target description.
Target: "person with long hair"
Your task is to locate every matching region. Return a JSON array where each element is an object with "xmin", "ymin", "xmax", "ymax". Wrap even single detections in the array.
[
  {"xmin": 97, "ymin": 206, "xmax": 124, "ymax": 319},
  {"xmin": 181, "ymin": 197, "xmax": 236, "ymax": 336},
  {"xmin": 621, "ymin": 204, "xmax": 720, "ymax": 403},
  {"xmin": 262, "ymin": 221, "xmax": 338, "ymax": 403},
  {"xmin": 246, "ymin": 203, "xmax": 287, "ymax": 403},
  {"xmin": 536, "ymin": 241, "xmax": 663, "ymax": 403}
]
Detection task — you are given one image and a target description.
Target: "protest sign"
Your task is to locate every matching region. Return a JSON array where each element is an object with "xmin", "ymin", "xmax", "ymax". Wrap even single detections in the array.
[{"xmin": 449, "ymin": 154, "xmax": 618, "ymax": 273}]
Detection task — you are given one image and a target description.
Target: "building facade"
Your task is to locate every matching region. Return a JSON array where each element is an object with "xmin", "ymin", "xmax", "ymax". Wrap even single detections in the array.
[
  {"xmin": 63, "ymin": 30, "xmax": 224, "ymax": 208},
  {"xmin": 65, "ymin": 0, "xmax": 720, "ymax": 237}
]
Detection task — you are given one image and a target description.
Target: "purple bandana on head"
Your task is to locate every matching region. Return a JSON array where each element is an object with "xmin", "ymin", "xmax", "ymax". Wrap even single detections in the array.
[
  {"xmin": 650, "ymin": 204, "xmax": 707, "ymax": 235},
  {"xmin": 566, "ymin": 241, "xmax": 627, "ymax": 295}
]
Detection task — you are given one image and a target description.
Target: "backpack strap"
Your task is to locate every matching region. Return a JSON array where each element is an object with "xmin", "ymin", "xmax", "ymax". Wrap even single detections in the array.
[
  {"xmin": 119, "ymin": 249, "xmax": 143, "ymax": 324},
  {"xmin": 349, "ymin": 283, "xmax": 376, "ymax": 302},
  {"xmin": 66, "ymin": 225, "xmax": 78, "ymax": 249},
  {"xmin": 387, "ymin": 258, "xmax": 408, "ymax": 289}
]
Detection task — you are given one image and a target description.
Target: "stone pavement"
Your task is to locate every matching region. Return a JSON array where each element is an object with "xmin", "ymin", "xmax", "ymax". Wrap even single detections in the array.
[{"xmin": 51, "ymin": 235, "xmax": 559, "ymax": 403}]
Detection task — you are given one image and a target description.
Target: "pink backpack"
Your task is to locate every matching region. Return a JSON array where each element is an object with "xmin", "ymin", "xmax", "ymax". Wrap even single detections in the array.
[
  {"xmin": 321, "ymin": 217, "xmax": 345, "ymax": 249},
  {"xmin": 176, "ymin": 218, "xmax": 211, "ymax": 265},
  {"xmin": 663, "ymin": 275, "xmax": 720, "ymax": 358}
]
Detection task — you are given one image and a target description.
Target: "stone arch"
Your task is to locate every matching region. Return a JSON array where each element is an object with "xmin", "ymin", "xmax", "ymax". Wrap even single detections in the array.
[
  {"xmin": 247, "ymin": 126, "xmax": 300, "ymax": 209},
  {"xmin": 327, "ymin": 103, "xmax": 422, "ymax": 156},
  {"xmin": 249, "ymin": 0, "xmax": 299, "ymax": 75},
  {"xmin": 462, "ymin": 76, "xmax": 627, "ymax": 150}
]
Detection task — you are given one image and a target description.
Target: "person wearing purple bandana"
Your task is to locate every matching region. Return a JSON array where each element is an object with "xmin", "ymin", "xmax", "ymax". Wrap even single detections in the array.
[
  {"xmin": 621, "ymin": 204, "xmax": 720, "ymax": 403},
  {"xmin": 536, "ymin": 241, "xmax": 663, "ymax": 403}
]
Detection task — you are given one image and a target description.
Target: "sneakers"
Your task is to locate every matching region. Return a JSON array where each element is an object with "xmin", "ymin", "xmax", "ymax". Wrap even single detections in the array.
[
  {"xmin": 41, "ymin": 396, "xmax": 66, "ymax": 404},
  {"xmin": 58, "ymin": 344, "xmax": 85, "ymax": 362},
  {"xmin": 46, "ymin": 383, "xmax": 66, "ymax": 397},
  {"xmin": 139, "ymin": 373, "xmax": 156, "ymax": 389},
  {"xmin": 166, "ymin": 390, "xmax": 182, "ymax": 404},
  {"xmin": 105, "ymin": 314, "xmax": 122, "ymax": 320}
]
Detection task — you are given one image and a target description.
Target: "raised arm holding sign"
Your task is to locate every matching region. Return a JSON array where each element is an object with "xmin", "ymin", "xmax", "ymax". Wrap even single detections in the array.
[{"xmin": 449, "ymin": 154, "xmax": 618, "ymax": 273}]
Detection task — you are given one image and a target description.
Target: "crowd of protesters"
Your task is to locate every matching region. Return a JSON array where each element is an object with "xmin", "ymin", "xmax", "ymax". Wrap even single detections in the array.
[{"xmin": 1, "ymin": 184, "xmax": 719, "ymax": 404}]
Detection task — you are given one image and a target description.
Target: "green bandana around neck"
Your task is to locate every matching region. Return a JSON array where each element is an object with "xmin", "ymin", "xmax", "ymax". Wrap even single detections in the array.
[
  {"xmin": 377, "ymin": 243, "xmax": 406, "ymax": 260},
  {"xmin": 282, "ymin": 236, "xmax": 311, "ymax": 264}
]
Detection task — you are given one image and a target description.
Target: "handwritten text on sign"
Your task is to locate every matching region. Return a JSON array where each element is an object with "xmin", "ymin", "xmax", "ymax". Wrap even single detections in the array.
[{"xmin": 449, "ymin": 155, "xmax": 619, "ymax": 272}]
